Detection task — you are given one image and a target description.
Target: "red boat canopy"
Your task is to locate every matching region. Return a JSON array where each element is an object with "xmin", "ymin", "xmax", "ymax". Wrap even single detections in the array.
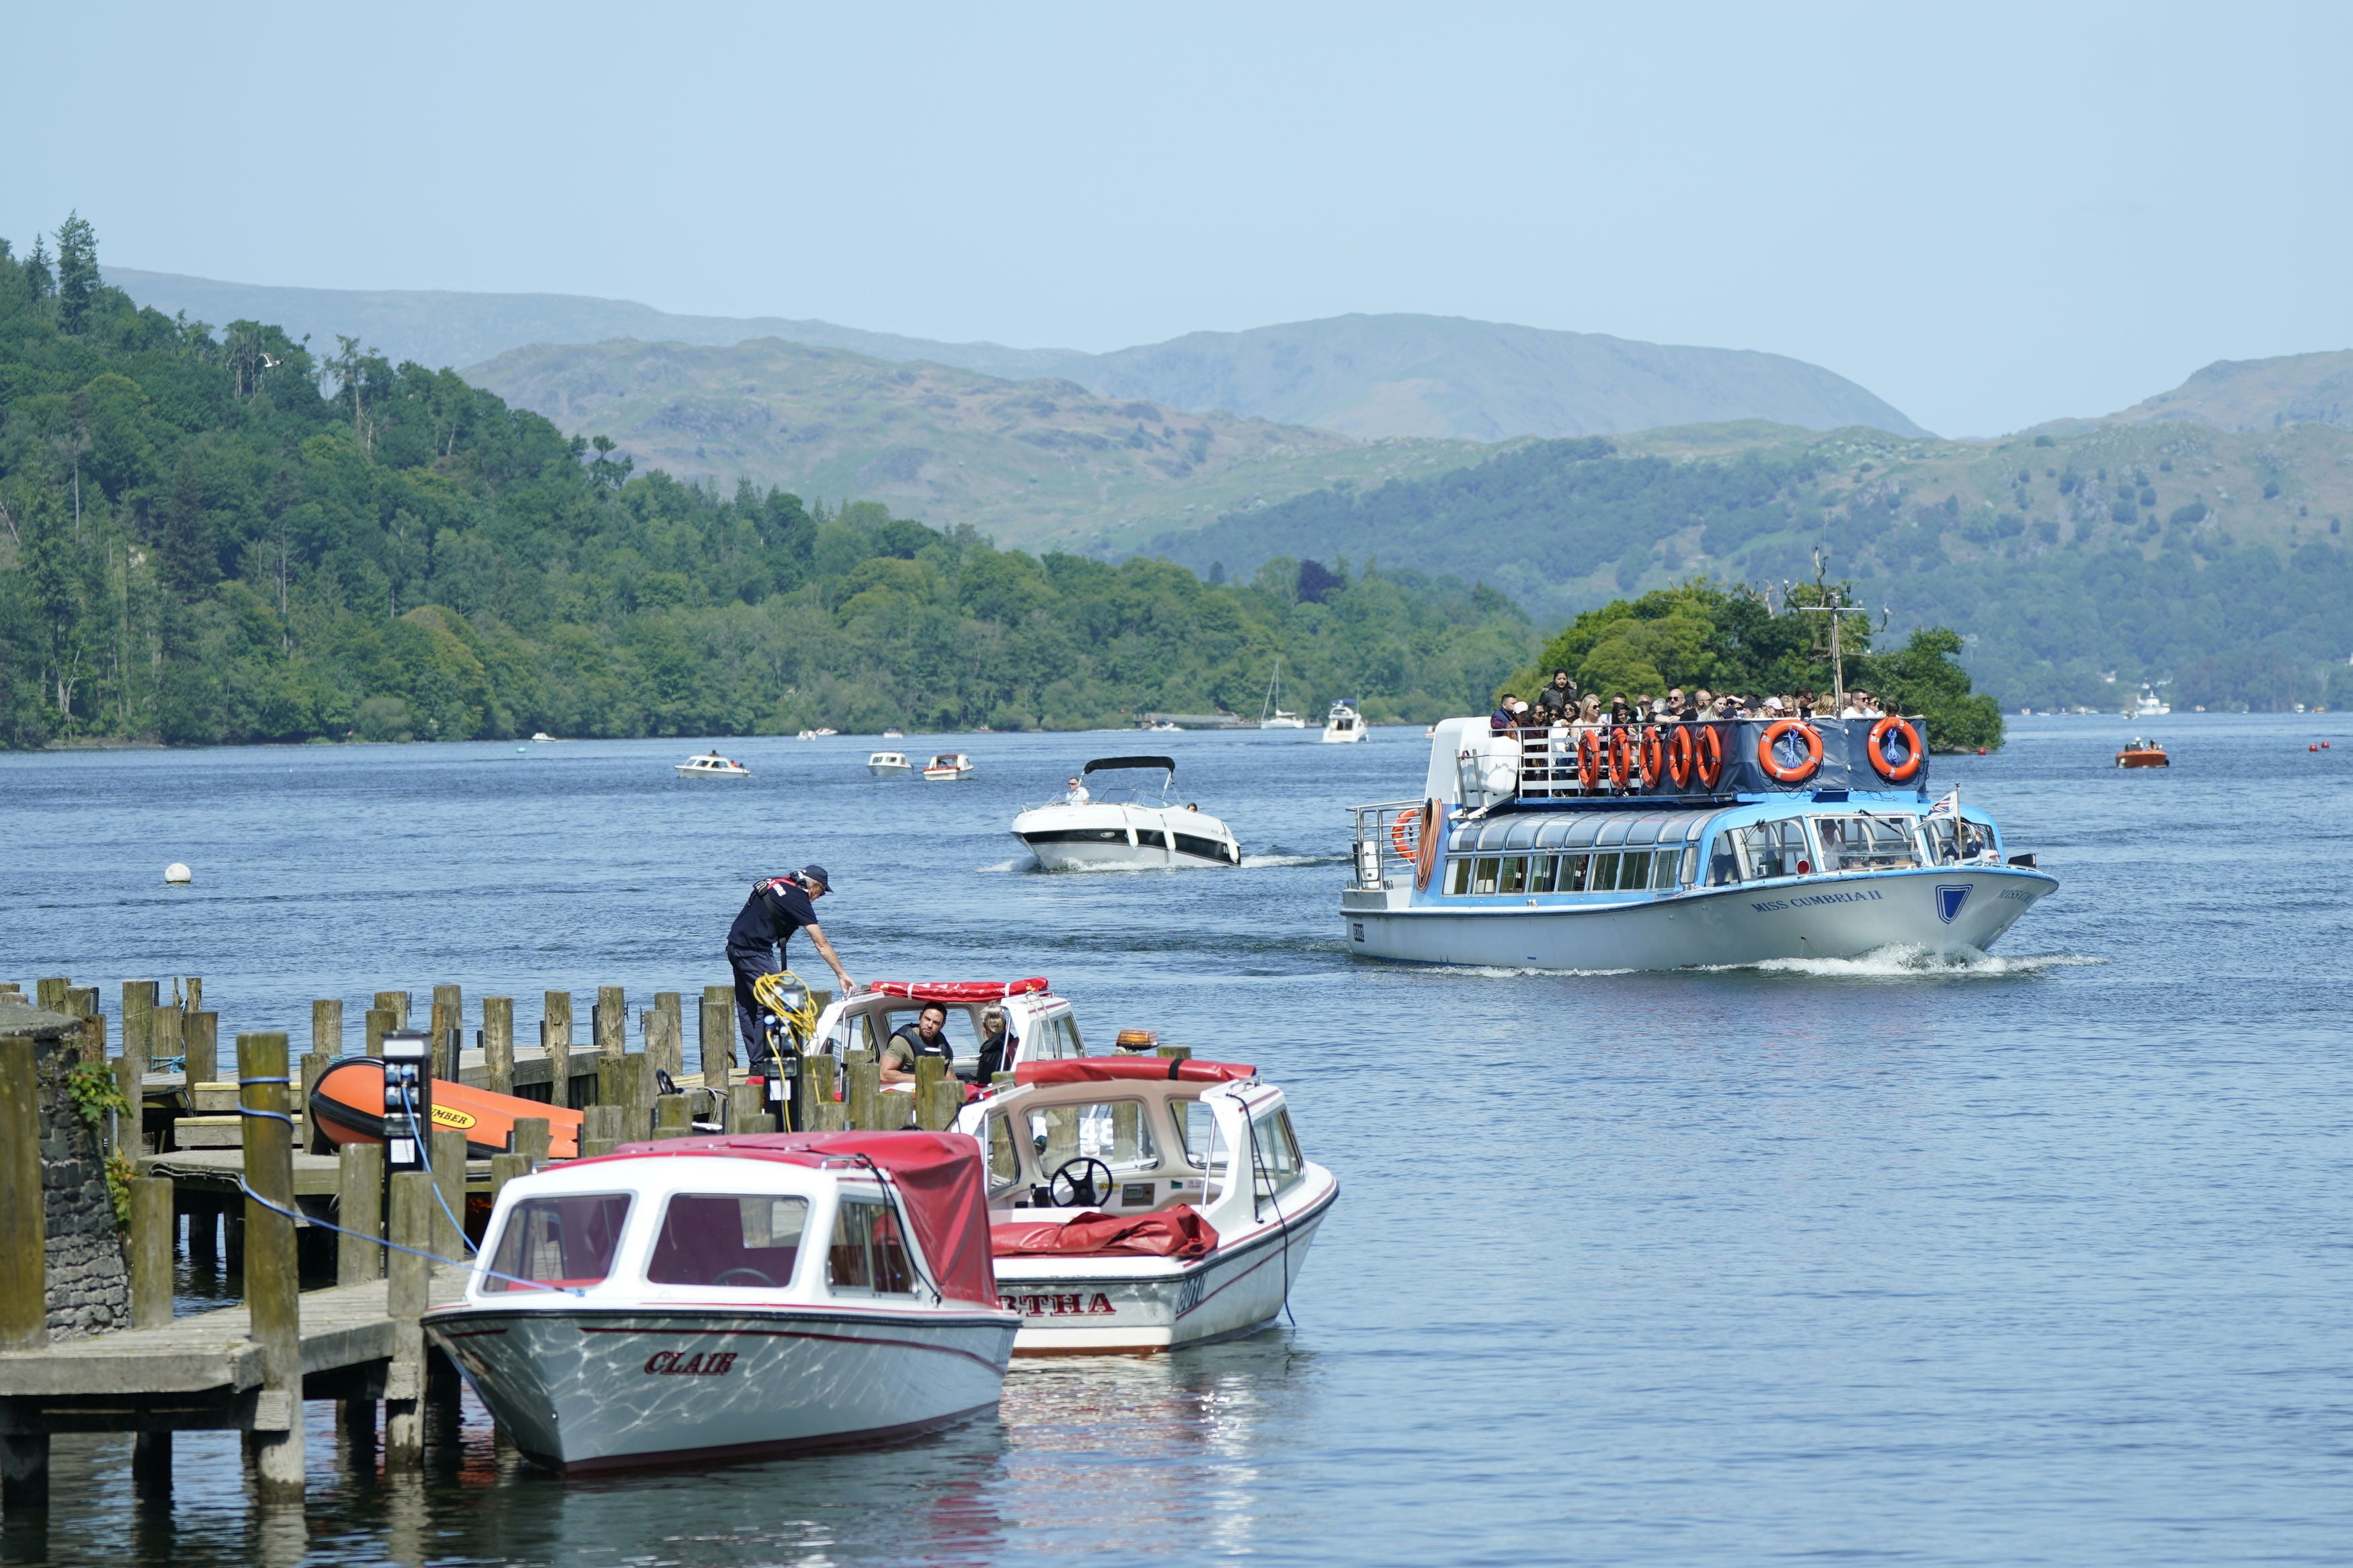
[
  {"xmin": 1012, "ymin": 1058, "xmax": 1256, "ymax": 1087},
  {"xmin": 992, "ymin": 1206, "xmax": 1218, "ymax": 1260},
  {"xmin": 870, "ymin": 979, "xmax": 1049, "ymax": 1003},
  {"xmin": 588, "ymin": 1130, "xmax": 1001, "ymax": 1308}
]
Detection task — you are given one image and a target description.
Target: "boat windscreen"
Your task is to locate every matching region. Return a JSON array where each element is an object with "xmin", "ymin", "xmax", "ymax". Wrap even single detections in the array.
[{"xmin": 1082, "ymin": 755, "xmax": 1175, "ymax": 776}]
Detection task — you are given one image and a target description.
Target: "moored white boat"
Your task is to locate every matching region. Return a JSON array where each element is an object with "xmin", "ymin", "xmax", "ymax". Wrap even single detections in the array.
[
  {"xmin": 922, "ymin": 752, "xmax": 974, "ymax": 780},
  {"xmin": 1010, "ymin": 755, "xmax": 1240, "ymax": 870},
  {"xmin": 426, "ymin": 1130, "xmax": 1019, "ymax": 1474},
  {"xmin": 957, "ymin": 1058, "xmax": 1335, "ymax": 1354},
  {"xmin": 1321, "ymin": 700, "xmax": 1365, "ymax": 743},
  {"xmin": 868, "ymin": 751, "xmax": 913, "ymax": 776},
  {"xmin": 1258, "ymin": 659, "xmax": 1308, "ymax": 729},
  {"xmin": 676, "ymin": 751, "xmax": 751, "ymax": 777}
]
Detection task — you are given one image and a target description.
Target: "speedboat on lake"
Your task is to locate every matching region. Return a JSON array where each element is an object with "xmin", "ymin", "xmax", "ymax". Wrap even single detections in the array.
[
  {"xmin": 2116, "ymin": 737, "xmax": 2169, "ymax": 768},
  {"xmin": 868, "ymin": 751, "xmax": 913, "ymax": 777},
  {"xmin": 676, "ymin": 751, "xmax": 751, "ymax": 777},
  {"xmin": 922, "ymin": 753, "xmax": 974, "ymax": 780},
  {"xmin": 1010, "ymin": 755, "xmax": 1240, "ymax": 870},
  {"xmin": 426, "ymin": 1130, "xmax": 1019, "ymax": 1474},
  {"xmin": 882, "ymin": 727, "xmax": 906, "ymax": 740},
  {"xmin": 958, "ymin": 1057, "xmax": 1335, "ymax": 1354},
  {"xmin": 1341, "ymin": 714, "xmax": 2057, "ymax": 968},
  {"xmin": 1321, "ymin": 700, "xmax": 1365, "ymax": 743}
]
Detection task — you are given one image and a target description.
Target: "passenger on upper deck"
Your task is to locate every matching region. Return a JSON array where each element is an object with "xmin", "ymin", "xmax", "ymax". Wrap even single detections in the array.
[
  {"xmin": 1534, "ymin": 670, "xmax": 1577, "ymax": 720},
  {"xmin": 1607, "ymin": 694, "xmax": 1634, "ymax": 727},
  {"xmin": 881, "ymin": 1001, "xmax": 954, "ymax": 1085}
]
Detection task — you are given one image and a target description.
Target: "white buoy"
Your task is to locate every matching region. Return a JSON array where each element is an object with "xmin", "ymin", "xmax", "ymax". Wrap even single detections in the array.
[{"xmin": 164, "ymin": 863, "xmax": 193, "ymax": 885}]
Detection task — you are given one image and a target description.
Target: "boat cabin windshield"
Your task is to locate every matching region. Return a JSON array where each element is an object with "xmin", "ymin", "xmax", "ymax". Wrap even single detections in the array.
[
  {"xmin": 1026, "ymin": 1098, "xmax": 1159, "ymax": 1174},
  {"xmin": 484, "ymin": 1193, "xmax": 632, "ymax": 1292},
  {"xmin": 647, "ymin": 1194, "xmax": 809, "ymax": 1289},
  {"xmin": 827, "ymin": 1196, "xmax": 917, "ymax": 1296}
]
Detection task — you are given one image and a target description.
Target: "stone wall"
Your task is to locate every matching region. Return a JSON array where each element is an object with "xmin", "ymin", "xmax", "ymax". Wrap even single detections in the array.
[{"xmin": 2, "ymin": 1001, "xmax": 130, "ymax": 1339}]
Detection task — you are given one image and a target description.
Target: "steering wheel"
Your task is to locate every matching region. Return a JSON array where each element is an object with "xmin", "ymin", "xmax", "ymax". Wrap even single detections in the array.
[
  {"xmin": 713, "ymin": 1267, "xmax": 779, "ymax": 1289},
  {"xmin": 1047, "ymin": 1157, "xmax": 1117, "ymax": 1208}
]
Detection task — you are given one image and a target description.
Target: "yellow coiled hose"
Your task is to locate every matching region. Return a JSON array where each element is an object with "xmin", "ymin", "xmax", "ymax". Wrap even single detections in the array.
[{"xmin": 748, "ymin": 971, "xmax": 820, "ymax": 1132}]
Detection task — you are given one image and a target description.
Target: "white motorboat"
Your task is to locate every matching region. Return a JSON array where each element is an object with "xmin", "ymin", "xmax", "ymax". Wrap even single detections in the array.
[
  {"xmin": 957, "ymin": 1057, "xmax": 1336, "ymax": 1354},
  {"xmin": 1258, "ymin": 659, "xmax": 1307, "ymax": 729},
  {"xmin": 796, "ymin": 729, "xmax": 819, "ymax": 741},
  {"xmin": 426, "ymin": 1130, "xmax": 1020, "ymax": 1474},
  {"xmin": 2132, "ymin": 685, "xmax": 2171, "ymax": 718},
  {"xmin": 1010, "ymin": 756, "xmax": 1240, "ymax": 871},
  {"xmin": 868, "ymin": 751, "xmax": 914, "ymax": 777},
  {"xmin": 799, "ymin": 977, "xmax": 1090, "ymax": 1088},
  {"xmin": 882, "ymin": 727, "xmax": 906, "ymax": 740},
  {"xmin": 1321, "ymin": 700, "xmax": 1365, "ymax": 743},
  {"xmin": 1142, "ymin": 720, "xmax": 1182, "ymax": 733},
  {"xmin": 676, "ymin": 751, "xmax": 752, "ymax": 777},
  {"xmin": 530, "ymin": 732, "xmax": 561, "ymax": 743},
  {"xmin": 922, "ymin": 753, "xmax": 975, "ymax": 781}
]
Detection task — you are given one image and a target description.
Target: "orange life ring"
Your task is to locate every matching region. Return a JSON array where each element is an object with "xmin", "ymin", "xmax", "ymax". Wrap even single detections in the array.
[
  {"xmin": 1577, "ymin": 729, "xmax": 1601, "ymax": 789},
  {"xmin": 1757, "ymin": 719, "xmax": 1823, "ymax": 784},
  {"xmin": 1665, "ymin": 725, "xmax": 1695, "ymax": 790},
  {"xmin": 1607, "ymin": 726, "xmax": 1633, "ymax": 788},
  {"xmin": 1639, "ymin": 727, "xmax": 1665, "ymax": 790},
  {"xmin": 1390, "ymin": 811, "xmax": 1419, "ymax": 858},
  {"xmin": 1693, "ymin": 725, "xmax": 1725, "ymax": 789},
  {"xmin": 1868, "ymin": 716, "xmax": 1924, "ymax": 782}
]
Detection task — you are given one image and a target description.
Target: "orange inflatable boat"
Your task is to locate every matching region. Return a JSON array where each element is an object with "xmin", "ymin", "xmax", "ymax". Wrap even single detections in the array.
[{"xmin": 309, "ymin": 1057, "xmax": 582, "ymax": 1159}]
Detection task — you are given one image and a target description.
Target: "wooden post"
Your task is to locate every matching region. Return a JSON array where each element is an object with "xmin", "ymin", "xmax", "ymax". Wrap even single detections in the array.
[
  {"xmin": 183, "ymin": 1010, "xmax": 218, "ymax": 1085},
  {"xmin": 183, "ymin": 977, "xmax": 202, "ymax": 1015},
  {"xmin": 727, "ymin": 1082, "xmax": 771, "ymax": 1134},
  {"xmin": 700, "ymin": 984, "xmax": 733, "ymax": 1091},
  {"xmin": 916, "ymin": 1060, "xmax": 959, "ymax": 1131},
  {"xmin": 385, "ymin": 1171, "xmax": 430, "ymax": 1470},
  {"xmin": 430, "ymin": 1126, "xmax": 467, "ymax": 1260},
  {"xmin": 483, "ymin": 996, "xmax": 514, "ymax": 1096},
  {"xmin": 374, "ymin": 990, "xmax": 410, "ymax": 1030},
  {"xmin": 61, "ymin": 985, "xmax": 96, "ymax": 1019},
  {"xmin": 652, "ymin": 1094, "xmax": 692, "ymax": 1139},
  {"xmin": 1156, "ymin": 1044, "xmax": 1193, "ymax": 1061},
  {"xmin": 595, "ymin": 985, "xmax": 625, "ymax": 1064},
  {"xmin": 238, "ymin": 1030, "xmax": 305, "ymax": 1501},
  {"xmin": 122, "ymin": 979, "xmax": 158, "ymax": 1065},
  {"xmin": 579, "ymin": 1105, "xmax": 618, "ymax": 1158},
  {"xmin": 542, "ymin": 992, "xmax": 573, "ymax": 1109},
  {"xmin": 489, "ymin": 1152, "xmax": 528, "ymax": 1200},
  {"xmin": 313, "ymin": 998, "xmax": 344, "ymax": 1059},
  {"xmin": 846, "ymin": 1052, "xmax": 880, "ymax": 1130},
  {"xmin": 111, "ymin": 1054, "xmax": 144, "ymax": 1156},
  {"xmin": 629, "ymin": 1055, "xmax": 659, "ymax": 1142},
  {"xmin": 34, "ymin": 977, "xmax": 69, "ymax": 1010},
  {"xmin": 0, "ymin": 1038, "xmax": 44, "ymax": 1352},
  {"xmin": 365, "ymin": 1007, "xmax": 394, "ymax": 1058},
  {"xmin": 130, "ymin": 1176, "xmax": 174, "ymax": 1329},
  {"xmin": 77, "ymin": 1009, "xmax": 105, "ymax": 1069},
  {"xmin": 151, "ymin": 1002, "xmax": 182, "ymax": 1073},
  {"xmin": 300, "ymin": 1051, "xmax": 331, "ymax": 1153},
  {"xmin": 337, "ymin": 1142, "xmax": 384, "ymax": 1285},
  {"xmin": 429, "ymin": 988, "xmax": 459, "ymax": 1082},
  {"xmin": 652, "ymin": 991, "xmax": 683, "ymax": 1077}
]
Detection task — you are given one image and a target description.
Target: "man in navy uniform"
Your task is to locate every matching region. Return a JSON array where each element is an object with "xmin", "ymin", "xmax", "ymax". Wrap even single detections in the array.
[{"xmin": 727, "ymin": 864, "xmax": 854, "ymax": 1073}]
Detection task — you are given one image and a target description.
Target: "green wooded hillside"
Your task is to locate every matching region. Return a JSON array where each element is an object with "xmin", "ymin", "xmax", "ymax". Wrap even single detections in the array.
[{"xmin": 0, "ymin": 220, "xmax": 1536, "ymax": 748}]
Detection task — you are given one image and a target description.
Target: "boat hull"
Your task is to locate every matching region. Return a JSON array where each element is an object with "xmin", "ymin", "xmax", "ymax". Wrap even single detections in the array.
[
  {"xmin": 1010, "ymin": 804, "xmax": 1238, "ymax": 871},
  {"xmin": 1344, "ymin": 864, "xmax": 2058, "ymax": 968},
  {"xmin": 428, "ymin": 1305, "xmax": 1017, "ymax": 1473},
  {"xmin": 996, "ymin": 1186, "xmax": 1335, "ymax": 1354}
]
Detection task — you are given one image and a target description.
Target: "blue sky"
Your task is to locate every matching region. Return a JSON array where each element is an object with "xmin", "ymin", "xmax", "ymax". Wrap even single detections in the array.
[{"xmin": 5, "ymin": 1, "xmax": 2347, "ymax": 436}]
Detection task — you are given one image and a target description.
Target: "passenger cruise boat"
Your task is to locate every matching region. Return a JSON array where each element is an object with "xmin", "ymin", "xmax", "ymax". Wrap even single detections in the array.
[
  {"xmin": 957, "ymin": 1057, "xmax": 1335, "ymax": 1354},
  {"xmin": 1341, "ymin": 714, "xmax": 2058, "ymax": 967},
  {"xmin": 1321, "ymin": 700, "xmax": 1366, "ymax": 743},
  {"xmin": 427, "ymin": 1130, "xmax": 1019, "ymax": 1473},
  {"xmin": 676, "ymin": 751, "xmax": 751, "ymax": 777},
  {"xmin": 1010, "ymin": 756, "xmax": 1241, "ymax": 870}
]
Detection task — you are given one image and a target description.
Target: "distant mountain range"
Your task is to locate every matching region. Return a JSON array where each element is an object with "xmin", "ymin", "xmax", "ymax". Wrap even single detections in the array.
[
  {"xmin": 105, "ymin": 267, "xmax": 1926, "ymax": 442},
  {"xmin": 2085, "ymin": 349, "xmax": 2353, "ymax": 433}
]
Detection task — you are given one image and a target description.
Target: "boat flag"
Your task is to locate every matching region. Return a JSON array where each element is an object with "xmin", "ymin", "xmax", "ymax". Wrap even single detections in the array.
[{"xmin": 1925, "ymin": 786, "xmax": 1960, "ymax": 820}]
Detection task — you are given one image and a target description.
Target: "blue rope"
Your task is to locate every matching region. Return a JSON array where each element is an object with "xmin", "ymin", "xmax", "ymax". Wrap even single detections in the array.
[{"xmin": 233, "ymin": 1079, "xmax": 582, "ymax": 1296}]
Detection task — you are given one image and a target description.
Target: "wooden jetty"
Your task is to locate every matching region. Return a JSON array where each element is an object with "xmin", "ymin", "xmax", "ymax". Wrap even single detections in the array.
[{"xmin": 0, "ymin": 971, "xmax": 968, "ymax": 1524}]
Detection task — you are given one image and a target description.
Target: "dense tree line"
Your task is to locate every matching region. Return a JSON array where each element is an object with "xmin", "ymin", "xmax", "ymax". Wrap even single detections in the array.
[
  {"xmin": 1164, "ymin": 434, "xmax": 2353, "ymax": 711},
  {"xmin": 0, "ymin": 218, "xmax": 1538, "ymax": 749}
]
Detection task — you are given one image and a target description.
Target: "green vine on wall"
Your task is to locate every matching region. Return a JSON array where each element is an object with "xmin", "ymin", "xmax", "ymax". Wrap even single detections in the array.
[{"xmin": 63, "ymin": 1059, "xmax": 136, "ymax": 1231}]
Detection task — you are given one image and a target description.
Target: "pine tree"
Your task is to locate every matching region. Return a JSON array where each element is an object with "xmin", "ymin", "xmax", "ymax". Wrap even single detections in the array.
[
  {"xmin": 157, "ymin": 450, "xmax": 216, "ymax": 594},
  {"xmin": 24, "ymin": 236, "xmax": 52, "ymax": 299},
  {"xmin": 53, "ymin": 212, "xmax": 97, "ymax": 332}
]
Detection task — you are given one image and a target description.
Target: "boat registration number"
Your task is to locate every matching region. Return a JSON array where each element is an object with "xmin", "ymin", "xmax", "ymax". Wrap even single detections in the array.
[
  {"xmin": 643, "ymin": 1350, "xmax": 739, "ymax": 1376},
  {"xmin": 1001, "ymin": 1292, "xmax": 1115, "ymax": 1317}
]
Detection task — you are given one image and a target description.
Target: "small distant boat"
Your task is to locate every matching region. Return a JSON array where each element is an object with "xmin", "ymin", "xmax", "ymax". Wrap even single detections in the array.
[
  {"xmin": 676, "ymin": 751, "xmax": 751, "ymax": 778},
  {"xmin": 1142, "ymin": 720, "xmax": 1182, "ymax": 733},
  {"xmin": 530, "ymin": 732, "xmax": 560, "ymax": 743},
  {"xmin": 882, "ymin": 727, "xmax": 906, "ymax": 740},
  {"xmin": 814, "ymin": 727, "xmax": 838, "ymax": 737},
  {"xmin": 922, "ymin": 753, "xmax": 974, "ymax": 781},
  {"xmin": 2117, "ymin": 737, "xmax": 2169, "ymax": 768},
  {"xmin": 2131, "ymin": 686, "xmax": 2171, "ymax": 718},
  {"xmin": 796, "ymin": 729, "xmax": 819, "ymax": 741},
  {"xmin": 869, "ymin": 751, "xmax": 914, "ymax": 777},
  {"xmin": 1321, "ymin": 700, "xmax": 1365, "ymax": 744},
  {"xmin": 1258, "ymin": 659, "xmax": 1308, "ymax": 729}
]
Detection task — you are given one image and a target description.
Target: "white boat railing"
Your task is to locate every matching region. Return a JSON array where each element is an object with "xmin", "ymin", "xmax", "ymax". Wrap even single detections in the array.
[{"xmin": 1345, "ymin": 800, "xmax": 1427, "ymax": 891}]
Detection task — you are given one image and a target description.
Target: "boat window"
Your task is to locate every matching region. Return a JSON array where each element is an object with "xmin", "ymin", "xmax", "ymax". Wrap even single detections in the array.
[
  {"xmin": 1708, "ymin": 840, "xmax": 1742, "ymax": 884},
  {"xmin": 647, "ymin": 1194, "xmax": 809, "ymax": 1288},
  {"xmin": 1812, "ymin": 815, "xmax": 1920, "ymax": 872},
  {"xmin": 1733, "ymin": 819, "xmax": 1809, "ymax": 879},
  {"xmin": 483, "ymin": 1194, "xmax": 631, "ymax": 1292},
  {"xmin": 1028, "ymin": 1098, "xmax": 1158, "ymax": 1173},
  {"xmin": 1559, "ymin": 853, "xmax": 1588, "ymax": 893},
  {"xmin": 1173, "ymin": 1102, "xmax": 1231, "ymax": 1200},
  {"xmin": 1499, "ymin": 856, "xmax": 1527, "ymax": 895},
  {"xmin": 1589, "ymin": 852, "xmax": 1619, "ymax": 891},
  {"xmin": 827, "ymin": 1198, "xmax": 916, "ymax": 1296},
  {"xmin": 986, "ymin": 1115, "xmax": 1023, "ymax": 1190},
  {"xmin": 1529, "ymin": 854, "xmax": 1558, "ymax": 893},
  {"xmin": 1137, "ymin": 828, "xmax": 1168, "ymax": 850},
  {"xmin": 1472, "ymin": 856, "xmax": 1501, "ymax": 895},
  {"xmin": 1679, "ymin": 845, "xmax": 1699, "ymax": 887},
  {"xmin": 1652, "ymin": 850, "xmax": 1681, "ymax": 890},
  {"xmin": 1448, "ymin": 858, "xmax": 1472, "ymax": 895},
  {"xmin": 1250, "ymin": 1107, "xmax": 1304, "ymax": 1215}
]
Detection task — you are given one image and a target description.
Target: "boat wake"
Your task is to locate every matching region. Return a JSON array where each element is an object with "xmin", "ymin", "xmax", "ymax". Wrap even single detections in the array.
[
  {"xmin": 1240, "ymin": 851, "xmax": 1341, "ymax": 869},
  {"xmin": 1712, "ymin": 944, "xmax": 2107, "ymax": 981}
]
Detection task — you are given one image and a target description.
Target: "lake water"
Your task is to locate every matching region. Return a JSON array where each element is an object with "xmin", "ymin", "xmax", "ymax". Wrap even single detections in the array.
[{"xmin": 4, "ymin": 715, "xmax": 2349, "ymax": 1566}]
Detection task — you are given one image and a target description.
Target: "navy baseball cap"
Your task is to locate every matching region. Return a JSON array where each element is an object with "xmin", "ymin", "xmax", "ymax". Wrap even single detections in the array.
[{"xmin": 801, "ymin": 864, "xmax": 833, "ymax": 891}]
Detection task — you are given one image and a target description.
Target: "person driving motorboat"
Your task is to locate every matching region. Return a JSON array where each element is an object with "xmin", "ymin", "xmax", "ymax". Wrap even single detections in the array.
[{"xmin": 881, "ymin": 1001, "xmax": 955, "ymax": 1085}]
